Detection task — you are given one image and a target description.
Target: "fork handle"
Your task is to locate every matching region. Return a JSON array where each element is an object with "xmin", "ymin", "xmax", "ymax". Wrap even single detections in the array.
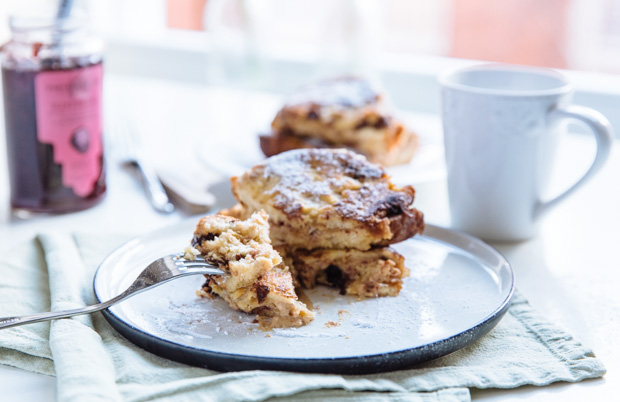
[
  {"xmin": 0, "ymin": 301, "xmax": 113, "ymax": 330},
  {"xmin": 135, "ymin": 159, "xmax": 175, "ymax": 214},
  {"xmin": 0, "ymin": 258, "xmax": 225, "ymax": 330}
]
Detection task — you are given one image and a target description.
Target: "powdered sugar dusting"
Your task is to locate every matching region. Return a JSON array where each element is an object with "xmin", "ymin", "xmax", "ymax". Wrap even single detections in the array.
[
  {"xmin": 247, "ymin": 148, "xmax": 393, "ymax": 218},
  {"xmin": 285, "ymin": 76, "xmax": 379, "ymax": 109}
]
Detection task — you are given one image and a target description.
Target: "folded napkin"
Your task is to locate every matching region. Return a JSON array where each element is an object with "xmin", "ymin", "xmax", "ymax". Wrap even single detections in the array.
[{"xmin": 0, "ymin": 233, "xmax": 605, "ymax": 402}]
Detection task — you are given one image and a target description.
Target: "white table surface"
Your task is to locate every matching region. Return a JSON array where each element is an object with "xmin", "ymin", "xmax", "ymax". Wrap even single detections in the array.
[{"xmin": 0, "ymin": 74, "xmax": 619, "ymax": 401}]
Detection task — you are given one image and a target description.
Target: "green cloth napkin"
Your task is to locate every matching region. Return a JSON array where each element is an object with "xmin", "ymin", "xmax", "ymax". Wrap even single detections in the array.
[{"xmin": 0, "ymin": 233, "xmax": 606, "ymax": 402}]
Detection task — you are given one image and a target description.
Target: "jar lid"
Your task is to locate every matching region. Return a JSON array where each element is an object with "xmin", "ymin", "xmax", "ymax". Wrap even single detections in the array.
[{"xmin": 9, "ymin": 15, "xmax": 86, "ymax": 35}]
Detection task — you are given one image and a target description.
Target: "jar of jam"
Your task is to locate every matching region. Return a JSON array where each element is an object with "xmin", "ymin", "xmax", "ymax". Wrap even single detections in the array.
[{"xmin": 1, "ymin": 15, "xmax": 105, "ymax": 214}]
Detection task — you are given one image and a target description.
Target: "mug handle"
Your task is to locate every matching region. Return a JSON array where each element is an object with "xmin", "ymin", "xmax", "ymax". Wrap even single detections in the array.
[{"xmin": 535, "ymin": 105, "xmax": 614, "ymax": 218}]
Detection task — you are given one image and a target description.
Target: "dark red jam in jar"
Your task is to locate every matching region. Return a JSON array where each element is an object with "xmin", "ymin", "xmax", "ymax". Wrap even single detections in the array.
[{"xmin": 1, "ymin": 16, "xmax": 105, "ymax": 214}]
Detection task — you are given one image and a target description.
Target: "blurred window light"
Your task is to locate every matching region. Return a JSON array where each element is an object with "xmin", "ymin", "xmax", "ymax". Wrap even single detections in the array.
[{"xmin": 1, "ymin": 0, "xmax": 619, "ymax": 75}]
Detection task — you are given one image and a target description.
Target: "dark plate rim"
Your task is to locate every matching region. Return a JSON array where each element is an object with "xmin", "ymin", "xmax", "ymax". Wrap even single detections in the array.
[{"xmin": 93, "ymin": 223, "xmax": 515, "ymax": 374}]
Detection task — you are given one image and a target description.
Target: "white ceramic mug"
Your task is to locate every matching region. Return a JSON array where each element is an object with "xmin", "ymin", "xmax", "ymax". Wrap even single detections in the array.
[{"xmin": 440, "ymin": 64, "xmax": 613, "ymax": 242}]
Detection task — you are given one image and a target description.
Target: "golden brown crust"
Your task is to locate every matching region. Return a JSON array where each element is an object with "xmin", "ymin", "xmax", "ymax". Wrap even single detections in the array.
[
  {"xmin": 261, "ymin": 125, "xmax": 419, "ymax": 167},
  {"xmin": 218, "ymin": 203, "xmax": 250, "ymax": 220},
  {"xmin": 254, "ymin": 269, "xmax": 297, "ymax": 300},
  {"xmin": 263, "ymin": 76, "xmax": 419, "ymax": 167},
  {"xmin": 231, "ymin": 148, "xmax": 425, "ymax": 251},
  {"xmin": 259, "ymin": 130, "xmax": 331, "ymax": 158}
]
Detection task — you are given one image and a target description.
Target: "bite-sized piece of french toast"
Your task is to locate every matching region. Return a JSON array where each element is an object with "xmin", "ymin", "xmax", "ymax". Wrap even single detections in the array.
[
  {"xmin": 192, "ymin": 211, "xmax": 314, "ymax": 329},
  {"xmin": 230, "ymin": 148, "xmax": 425, "ymax": 251},
  {"xmin": 260, "ymin": 76, "xmax": 419, "ymax": 166}
]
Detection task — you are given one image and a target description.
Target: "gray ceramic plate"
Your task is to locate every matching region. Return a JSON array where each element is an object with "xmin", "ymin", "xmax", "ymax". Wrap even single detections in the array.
[{"xmin": 93, "ymin": 221, "xmax": 514, "ymax": 374}]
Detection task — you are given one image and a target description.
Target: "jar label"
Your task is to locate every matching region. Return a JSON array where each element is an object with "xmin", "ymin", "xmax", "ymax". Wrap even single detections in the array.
[{"xmin": 34, "ymin": 64, "xmax": 103, "ymax": 197}]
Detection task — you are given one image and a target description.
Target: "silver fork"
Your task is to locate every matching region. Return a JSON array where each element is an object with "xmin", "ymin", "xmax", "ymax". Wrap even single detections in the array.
[
  {"xmin": 108, "ymin": 122, "xmax": 175, "ymax": 214},
  {"xmin": 0, "ymin": 253, "xmax": 224, "ymax": 330}
]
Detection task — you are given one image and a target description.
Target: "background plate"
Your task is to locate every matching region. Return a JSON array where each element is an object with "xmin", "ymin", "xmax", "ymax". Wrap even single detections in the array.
[
  {"xmin": 196, "ymin": 110, "xmax": 446, "ymax": 187},
  {"xmin": 94, "ymin": 221, "xmax": 514, "ymax": 374}
]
